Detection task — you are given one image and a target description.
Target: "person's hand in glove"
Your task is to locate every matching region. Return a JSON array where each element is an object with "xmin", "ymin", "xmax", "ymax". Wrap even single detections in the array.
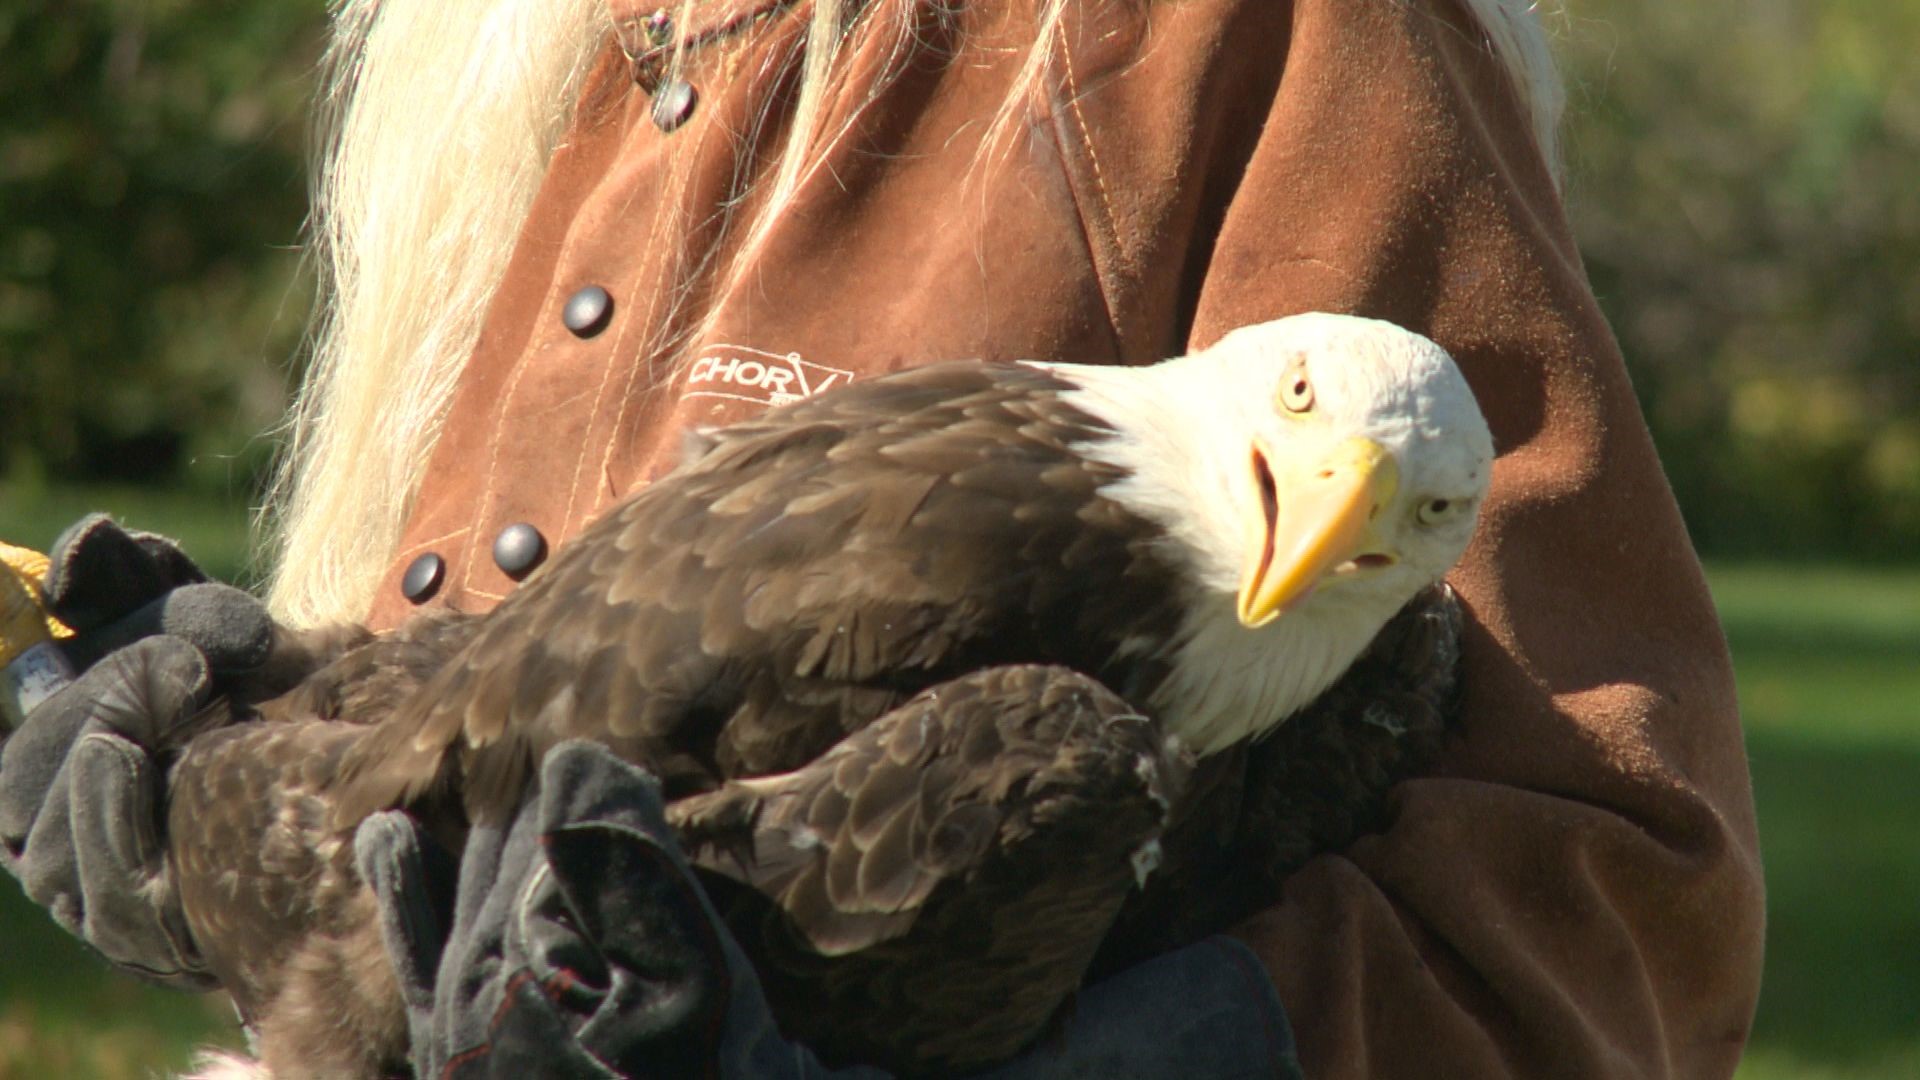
[
  {"xmin": 358, "ymin": 739, "xmax": 1302, "ymax": 1079},
  {"xmin": 0, "ymin": 515, "xmax": 281, "ymax": 989}
]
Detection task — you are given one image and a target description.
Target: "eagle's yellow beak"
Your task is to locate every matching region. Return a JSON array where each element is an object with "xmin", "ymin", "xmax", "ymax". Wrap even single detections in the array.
[{"xmin": 1238, "ymin": 437, "xmax": 1399, "ymax": 628}]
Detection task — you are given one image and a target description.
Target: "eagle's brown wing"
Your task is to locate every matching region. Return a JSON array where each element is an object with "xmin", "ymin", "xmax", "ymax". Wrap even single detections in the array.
[
  {"xmin": 332, "ymin": 362, "xmax": 1184, "ymax": 826},
  {"xmin": 672, "ymin": 663, "xmax": 1190, "ymax": 1075}
]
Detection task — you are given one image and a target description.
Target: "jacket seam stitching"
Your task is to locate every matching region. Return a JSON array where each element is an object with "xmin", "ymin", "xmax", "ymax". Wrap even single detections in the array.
[
  {"xmin": 588, "ymin": 145, "xmax": 683, "ymax": 532},
  {"xmin": 463, "ymin": 333, "xmax": 551, "ymax": 595},
  {"xmin": 1060, "ymin": 30, "xmax": 1119, "ymax": 253},
  {"xmin": 571, "ymin": 280, "xmax": 644, "ymax": 535},
  {"xmin": 395, "ymin": 525, "xmax": 474, "ymax": 560},
  {"xmin": 1045, "ymin": 26, "xmax": 1125, "ymax": 354}
]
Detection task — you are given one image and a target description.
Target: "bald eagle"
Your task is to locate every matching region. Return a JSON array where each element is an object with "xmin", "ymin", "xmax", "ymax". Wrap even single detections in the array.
[{"xmin": 162, "ymin": 313, "xmax": 1492, "ymax": 1077}]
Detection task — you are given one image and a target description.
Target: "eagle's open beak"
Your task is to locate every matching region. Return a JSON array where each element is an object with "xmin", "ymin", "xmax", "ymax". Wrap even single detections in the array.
[{"xmin": 1238, "ymin": 437, "xmax": 1398, "ymax": 627}]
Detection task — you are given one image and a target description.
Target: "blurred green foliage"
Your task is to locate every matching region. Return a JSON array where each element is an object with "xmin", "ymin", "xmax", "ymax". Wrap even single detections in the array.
[
  {"xmin": 0, "ymin": 0, "xmax": 324, "ymax": 496},
  {"xmin": 1559, "ymin": 0, "xmax": 1920, "ymax": 559},
  {"xmin": 2, "ymin": 1, "xmax": 1916, "ymax": 561}
]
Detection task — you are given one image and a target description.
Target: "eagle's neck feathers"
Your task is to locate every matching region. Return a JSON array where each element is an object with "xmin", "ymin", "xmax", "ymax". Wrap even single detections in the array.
[
  {"xmin": 1150, "ymin": 589, "xmax": 1388, "ymax": 754},
  {"xmin": 1034, "ymin": 355, "xmax": 1250, "ymax": 599}
]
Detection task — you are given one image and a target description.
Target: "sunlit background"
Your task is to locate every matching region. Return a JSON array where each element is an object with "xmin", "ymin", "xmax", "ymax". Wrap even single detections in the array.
[{"xmin": 2, "ymin": 1, "xmax": 1917, "ymax": 1076}]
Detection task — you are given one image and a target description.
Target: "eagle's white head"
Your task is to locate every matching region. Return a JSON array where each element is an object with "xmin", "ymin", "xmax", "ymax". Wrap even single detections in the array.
[{"xmin": 1039, "ymin": 313, "xmax": 1494, "ymax": 753}]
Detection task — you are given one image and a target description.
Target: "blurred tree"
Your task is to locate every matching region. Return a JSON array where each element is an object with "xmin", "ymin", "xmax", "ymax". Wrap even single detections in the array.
[
  {"xmin": 0, "ymin": 0, "xmax": 324, "ymax": 493},
  {"xmin": 1558, "ymin": 0, "xmax": 1920, "ymax": 558}
]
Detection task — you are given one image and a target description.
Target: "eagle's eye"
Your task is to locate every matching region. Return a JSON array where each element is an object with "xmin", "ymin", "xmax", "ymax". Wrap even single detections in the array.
[
  {"xmin": 1276, "ymin": 355, "xmax": 1314, "ymax": 414},
  {"xmin": 1417, "ymin": 497, "xmax": 1468, "ymax": 526}
]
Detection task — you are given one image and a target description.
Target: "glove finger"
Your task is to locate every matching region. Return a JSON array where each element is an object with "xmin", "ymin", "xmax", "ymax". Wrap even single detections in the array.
[
  {"xmin": 532, "ymin": 742, "xmax": 716, "ymax": 989},
  {"xmin": 535, "ymin": 740, "xmax": 671, "ymax": 841},
  {"xmin": 43, "ymin": 515, "xmax": 205, "ymax": 632},
  {"xmin": 0, "ymin": 636, "xmax": 208, "ymax": 847},
  {"xmin": 10, "ymin": 771, "xmax": 83, "ymax": 928},
  {"xmin": 541, "ymin": 825, "xmax": 724, "ymax": 992},
  {"xmin": 62, "ymin": 583, "xmax": 275, "ymax": 675},
  {"xmin": 82, "ymin": 635, "xmax": 213, "ymax": 749},
  {"xmin": 66, "ymin": 728, "xmax": 211, "ymax": 987},
  {"xmin": 440, "ymin": 978, "xmax": 622, "ymax": 1080},
  {"xmin": 0, "ymin": 682, "xmax": 98, "ymax": 846},
  {"xmin": 530, "ymin": 744, "xmax": 731, "ymax": 1070},
  {"xmin": 355, "ymin": 811, "xmax": 456, "ymax": 1012},
  {"xmin": 426, "ymin": 801, "xmax": 541, "ymax": 1077},
  {"xmin": 125, "ymin": 528, "xmax": 209, "ymax": 591}
]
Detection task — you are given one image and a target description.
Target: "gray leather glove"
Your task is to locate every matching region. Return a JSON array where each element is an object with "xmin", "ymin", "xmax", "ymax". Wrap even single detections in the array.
[
  {"xmin": 0, "ymin": 515, "xmax": 276, "ymax": 990},
  {"xmin": 356, "ymin": 739, "xmax": 879, "ymax": 1079},
  {"xmin": 358, "ymin": 740, "xmax": 1302, "ymax": 1079}
]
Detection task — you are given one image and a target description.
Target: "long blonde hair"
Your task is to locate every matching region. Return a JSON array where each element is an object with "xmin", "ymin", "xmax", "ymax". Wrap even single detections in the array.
[{"xmin": 262, "ymin": 0, "xmax": 1563, "ymax": 628}]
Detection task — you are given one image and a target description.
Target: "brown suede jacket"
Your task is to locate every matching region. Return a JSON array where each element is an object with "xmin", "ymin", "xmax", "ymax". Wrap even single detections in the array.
[{"xmin": 362, "ymin": 0, "xmax": 1765, "ymax": 1075}]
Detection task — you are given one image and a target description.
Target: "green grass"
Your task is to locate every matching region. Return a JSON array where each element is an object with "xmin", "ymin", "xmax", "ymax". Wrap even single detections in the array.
[
  {"xmin": 1713, "ymin": 564, "xmax": 1920, "ymax": 1080},
  {"xmin": 0, "ymin": 884, "xmax": 244, "ymax": 1076},
  {"xmin": 2, "ymin": 487, "xmax": 1917, "ymax": 1077}
]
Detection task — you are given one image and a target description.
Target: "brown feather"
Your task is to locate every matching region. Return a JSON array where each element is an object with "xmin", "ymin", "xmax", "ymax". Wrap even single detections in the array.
[
  {"xmin": 677, "ymin": 664, "xmax": 1189, "ymax": 1073},
  {"xmin": 327, "ymin": 362, "xmax": 1164, "ymax": 828}
]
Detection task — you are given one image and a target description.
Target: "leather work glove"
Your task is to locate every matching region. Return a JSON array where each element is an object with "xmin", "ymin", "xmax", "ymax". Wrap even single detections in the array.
[
  {"xmin": 0, "ymin": 515, "xmax": 277, "ymax": 989},
  {"xmin": 358, "ymin": 739, "xmax": 1304, "ymax": 1079}
]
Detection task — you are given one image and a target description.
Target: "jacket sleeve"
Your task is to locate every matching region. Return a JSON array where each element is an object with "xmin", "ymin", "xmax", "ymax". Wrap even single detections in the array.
[{"xmin": 1046, "ymin": 1, "xmax": 1765, "ymax": 1075}]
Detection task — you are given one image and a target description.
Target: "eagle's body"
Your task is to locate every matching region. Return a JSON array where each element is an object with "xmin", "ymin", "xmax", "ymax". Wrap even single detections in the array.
[
  {"xmin": 162, "ymin": 314, "xmax": 1493, "ymax": 1077},
  {"xmin": 337, "ymin": 361, "xmax": 1193, "ymax": 820}
]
